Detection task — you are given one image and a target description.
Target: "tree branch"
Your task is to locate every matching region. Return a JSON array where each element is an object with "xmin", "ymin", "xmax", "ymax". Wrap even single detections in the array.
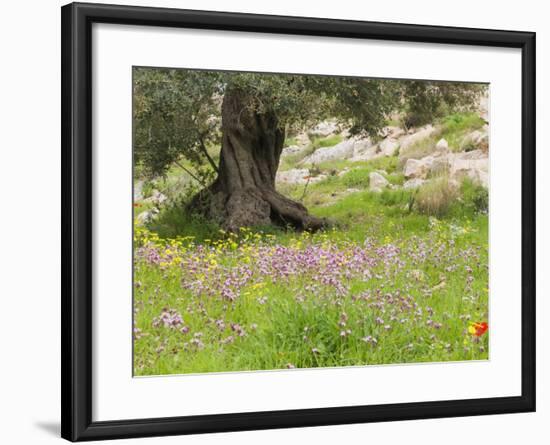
[
  {"xmin": 198, "ymin": 136, "xmax": 219, "ymax": 174},
  {"xmin": 174, "ymin": 161, "xmax": 207, "ymax": 188}
]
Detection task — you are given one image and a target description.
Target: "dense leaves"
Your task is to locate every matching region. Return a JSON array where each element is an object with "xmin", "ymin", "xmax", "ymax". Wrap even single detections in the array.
[{"xmin": 134, "ymin": 67, "xmax": 484, "ymax": 179}]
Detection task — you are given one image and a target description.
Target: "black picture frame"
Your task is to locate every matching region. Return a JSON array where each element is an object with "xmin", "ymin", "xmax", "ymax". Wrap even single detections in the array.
[{"xmin": 61, "ymin": 2, "xmax": 536, "ymax": 441}]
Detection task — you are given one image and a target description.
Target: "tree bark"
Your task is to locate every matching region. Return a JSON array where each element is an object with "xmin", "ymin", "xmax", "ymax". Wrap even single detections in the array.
[{"xmin": 190, "ymin": 90, "xmax": 327, "ymax": 232}]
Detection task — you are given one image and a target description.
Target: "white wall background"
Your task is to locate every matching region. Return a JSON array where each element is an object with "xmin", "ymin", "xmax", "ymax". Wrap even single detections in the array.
[{"xmin": 0, "ymin": 0, "xmax": 546, "ymax": 443}]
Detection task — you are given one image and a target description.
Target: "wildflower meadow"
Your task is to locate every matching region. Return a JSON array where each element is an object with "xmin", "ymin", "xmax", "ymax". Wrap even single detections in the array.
[
  {"xmin": 133, "ymin": 194, "xmax": 489, "ymax": 376},
  {"xmin": 133, "ymin": 69, "xmax": 489, "ymax": 376}
]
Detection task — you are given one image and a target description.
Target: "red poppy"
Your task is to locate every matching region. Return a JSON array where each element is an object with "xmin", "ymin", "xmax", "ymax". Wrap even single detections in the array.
[
  {"xmin": 469, "ymin": 322, "xmax": 488, "ymax": 337},
  {"xmin": 133, "ymin": 202, "xmax": 142, "ymax": 207}
]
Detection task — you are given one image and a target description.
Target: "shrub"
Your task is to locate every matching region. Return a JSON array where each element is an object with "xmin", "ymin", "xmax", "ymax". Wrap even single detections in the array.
[
  {"xmin": 342, "ymin": 168, "xmax": 371, "ymax": 188},
  {"xmin": 440, "ymin": 113, "xmax": 485, "ymax": 150},
  {"xmin": 415, "ymin": 176, "xmax": 458, "ymax": 217},
  {"xmin": 461, "ymin": 179, "xmax": 489, "ymax": 214},
  {"xmin": 141, "ymin": 180, "xmax": 155, "ymax": 199},
  {"xmin": 378, "ymin": 189, "xmax": 413, "ymax": 207},
  {"xmin": 368, "ymin": 155, "xmax": 399, "ymax": 174}
]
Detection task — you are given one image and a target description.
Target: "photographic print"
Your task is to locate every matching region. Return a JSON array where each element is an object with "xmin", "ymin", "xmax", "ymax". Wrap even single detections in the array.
[{"xmin": 132, "ymin": 67, "xmax": 489, "ymax": 376}]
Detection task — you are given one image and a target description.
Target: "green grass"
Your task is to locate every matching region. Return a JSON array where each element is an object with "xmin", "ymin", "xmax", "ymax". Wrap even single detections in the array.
[
  {"xmin": 311, "ymin": 133, "xmax": 344, "ymax": 149},
  {"xmin": 440, "ymin": 113, "xmax": 486, "ymax": 150},
  {"xmin": 399, "ymin": 112, "xmax": 486, "ymax": 164},
  {"xmin": 134, "ymin": 179, "xmax": 489, "ymax": 375},
  {"xmin": 133, "ymin": 112, "xmax": 489, "ymax": 376}
]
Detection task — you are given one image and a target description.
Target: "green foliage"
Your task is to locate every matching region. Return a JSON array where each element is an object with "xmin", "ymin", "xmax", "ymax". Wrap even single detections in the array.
[
  {"xmin": 141, "ymin": 180, "xmax": 155, "ymax": 199},
  {"xmin": 134, "ymin": 67, "xmax": 486, "ymax": 181},
  {"xmin": 399, "ymin": 111, "xmax": 487, "ymax": 167},
  {"xmin": 283, "ymin": 136, "xmax": 299, "ymax": 146},
  {"xmin": 341, "ymin": 169, "xmax": 371, "ymax": 188},
  {"xmin": 440, "ymin": 112, "xmax": 485, "ymax": 150},
  {"xmin": 310, "ymin": 133, "xmax": 343, "ymax": 149},
  {"xmin": 134, "ymin": 191, "xmax": 489, "ymax": 375},
  {"xmin": 402, "ymin": 81, "xmax": 484, "ymax": 129},
  {"xmin": 367, "ymin": 155, "xmax": 399, "ymax": 174},
  {"xmin": 133, "ymin": 68, "xmax": 221, "ymax": 179},
  {"xmin": 147, "ymin": 200, "xmax": 220, "ymax": 242},
  {"xmin": 460, "ymin": 178, "xmax": 489, "ymax": 214}
]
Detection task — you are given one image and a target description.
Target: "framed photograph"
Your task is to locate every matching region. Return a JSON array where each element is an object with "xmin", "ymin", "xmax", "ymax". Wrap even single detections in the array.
[{"xmin": 61, "ymin": 2, "xmax": 536, "ymax": 441}]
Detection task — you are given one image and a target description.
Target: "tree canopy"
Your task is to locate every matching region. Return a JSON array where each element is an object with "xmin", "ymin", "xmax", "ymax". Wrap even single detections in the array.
[{"xmin": 133, "ymin": 67, "xmax": 485, "ymax": 181}]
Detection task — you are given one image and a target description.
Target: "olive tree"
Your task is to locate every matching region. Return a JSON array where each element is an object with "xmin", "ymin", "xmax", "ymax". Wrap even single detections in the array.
[{"xmin": 134, "ymin": 68, "xmax": 483, "ymax": 231}]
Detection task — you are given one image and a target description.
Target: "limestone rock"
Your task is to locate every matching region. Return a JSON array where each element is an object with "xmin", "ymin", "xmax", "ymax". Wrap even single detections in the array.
[
  {"xmin": 281, "ymin": 145, "xmax": 309, "ymax": 158},
  {"xmin": 404, "ymin": 157, "xmax": 435, "ymax": 179},
  {"xmin": 435, "ymin": 138, "xmax": 449, "ymax": 154},
  {"xmin": 276, "ymin": 168, "xmax": 311, "ymax": 185},
  {"xmin": 403, "ymin": 178, "xmax": 426, "ymax": 189},
  {"xmin": 302, "ymin": 139, "xmax": 355, "ymax": 164},
  {"xmin": 369, "ymin": 172, "xmax": 389, "ymax": 192},
  {"xmin": 379, "ymin": 138, "xmax": 400, "ymax": 157},
  {"xmin": 308, "ymin": 120, "xmax": 339, "ymax": 138},
  {"xmin": 399, "ymin": 125, "xmax": 436, "ymax": 152},
  {"xmin": 143, "ymin": 190, "xmax": 167, "ymax": 206}
]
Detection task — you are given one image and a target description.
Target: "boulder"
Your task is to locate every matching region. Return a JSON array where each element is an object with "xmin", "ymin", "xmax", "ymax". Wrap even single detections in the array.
[
  {"xmin": 401, "ymin": 148, "xmax": 489, "ymax": 188},
  {"xmin": 276, "ymin": 168, "xmax": 311, "ymax": 185},
  {"xmin": 381, "ymin": 126, "xmax": 405, "ymax": 139},
  {"xmin": 369, "ymin": 172, "xmax": 389, "ymax": 192},
  {"xmin": 399, "ymin": 125, "xmax": 436, "ymax": 152},
  {"xmin": 143, "ymin": 190, "xmax": 167, "ymax": 206},
  {"xmin": 276, "ymin": 168, "xmax": 327, "ymax": 185},
  {"xmin": 403, "ymin": 178, "xmax": 426, "ymax": 189},
  {"xmin": 449, "ymin": 155, "xmax": 489, "ymax": 188},
  {"xmin": 351, "ymin": 137, "xmax": 374, "ymax": 157},
  {"xmin": 403, "ymin": 156, "xmax": 435, "ymax": 179},
  {"xmin": 294, "ymin": 132, "xmax": 311, "ymax": 147},
  {"xmin": 308, "ymin": 120, "xmax": 339, "ymax": 138},
  {"xmin": 462, "ymin": 127, "xmax": 489, "ymax": 151},
  {"xmin": 430, "ymin": 156, "xmax": 451, "ymax": 176},
  {"xmin": 435, "ymin": 138, "xmax": 449, "ymax": 154},
  {"xmin": 301, "ymin": 139, "xmax": 355, "ymax": 164},
  {"xmin": 280, "ymin": 145, "xmax": 309, "ymax": 158},
  {"xmin": 378, "ymin": 138, "xmax": 400, "ymax": 156},
  {"xmin": 352, "ymin": 137, "xmax": 390, "ymax": 162},
  {"xmin": 351, "ymin": 136, "xmax": 399, "ymax": 162},
  {"xmin": 136, "ymin": 208, "xmax": 159, "ymax": 225}
]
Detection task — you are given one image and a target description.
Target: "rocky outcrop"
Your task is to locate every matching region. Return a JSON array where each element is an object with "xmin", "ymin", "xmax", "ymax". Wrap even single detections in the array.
[
  {"xmin": 308, "ymin": 120, "xmax": 339, "ymax": 138},
  {"xmin": 399, "ymin": 125, "xmax": 437, "ymax": 152},
  {"xmin": 461, "ymin": 125, "xmax": 489, "ymax": 151},
  {"xmin": 369, "ymin": 172, "xmax": 389, "ymax": 192},
  {"xmin": 280, "ymin": 145, "xmax": 310, "ymax": 158},
  {"xmin": 402, "ymin": 149, "xmax": 488, "ymax": 188},
  {"xmin": 403, "ymin": 178, "xmax": 426, "ymax": 189},
  {"xmin": 143, "ymin": 190, "xmax": 167, "ymax": 206},
  {"xmin": 435, "ymin": 138, "xmax": 449, "ymax": 154},
  {"xmin": 404, "ymin": 157, "xmax": 435, "ymax": 179},
  {"xmin": 378, "ymin": 138, "xmax": 400, "ymax": 157},
  {"xmin": 276, "ymin": 168, "xmax": 326, "ymax": 185},
  {"xmin": 136, "ymin": 207, "xmax": 159, "ymax": 224},
  {"xmin": 301, "ymin": 139, "xmax": 357, "ymax": 164},
  {"xmin": 449, "ymin": 151, "xmax": 489, "ymax": 187}
]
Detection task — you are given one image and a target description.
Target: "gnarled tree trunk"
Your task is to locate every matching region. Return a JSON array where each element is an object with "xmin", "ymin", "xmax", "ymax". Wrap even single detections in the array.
[{"xmin": 190, "ymin": 90, "xmax": 327, "ymax": 232}]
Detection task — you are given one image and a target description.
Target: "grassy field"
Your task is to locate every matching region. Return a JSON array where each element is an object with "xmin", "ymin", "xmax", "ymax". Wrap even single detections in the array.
[{"xmin": 133, "ymin": 174, "xmax": 489, "ymax": 375}]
